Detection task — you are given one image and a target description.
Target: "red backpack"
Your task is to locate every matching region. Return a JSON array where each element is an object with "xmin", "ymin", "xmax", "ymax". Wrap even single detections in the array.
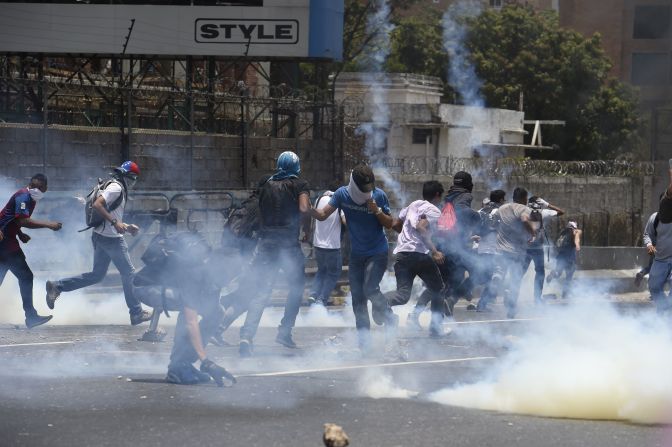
[{"xmin": 437, "ymin": 201, "xmax": 458, "ymax": 236}]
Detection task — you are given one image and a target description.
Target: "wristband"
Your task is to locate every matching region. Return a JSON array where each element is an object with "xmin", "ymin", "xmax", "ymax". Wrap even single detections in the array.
[
  {"xmin": 375, "ymin": 207, "xmax": 383, "ymax": 216},
  {"xmin": 111, "ymin": 219, "xmax": 118, "ymax": 226}
]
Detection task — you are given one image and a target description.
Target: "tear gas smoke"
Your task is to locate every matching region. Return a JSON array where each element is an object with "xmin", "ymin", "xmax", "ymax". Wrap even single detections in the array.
[
  {"xmin": 428, "ymin": 301, "xmax": 672, "ymax": 425},
  {"xmin": 358, "ymin": 368, "xmax": 418, "ymax": 399}
]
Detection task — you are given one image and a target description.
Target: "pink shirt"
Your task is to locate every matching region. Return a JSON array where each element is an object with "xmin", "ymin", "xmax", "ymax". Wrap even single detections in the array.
[{"xmin": 394, "ymin": 200, "xmax": 441, "ymax": 255}]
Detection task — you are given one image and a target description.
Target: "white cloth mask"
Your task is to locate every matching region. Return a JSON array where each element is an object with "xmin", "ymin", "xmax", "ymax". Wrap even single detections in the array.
[
  {"xmin": 28, "ymin": 188, "xmax": 44, "ymax": 202},
  {"xmin": 347, "ymin": 172, "xmax": 372, "ymax": 205}
]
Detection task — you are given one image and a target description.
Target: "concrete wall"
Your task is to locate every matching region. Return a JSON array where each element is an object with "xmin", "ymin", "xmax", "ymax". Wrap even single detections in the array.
[
  {"xmin": 385, "ymin": 173, "xmax": 652, "ymax": 247},
  {"xmin": 0, "ymin": 124, "xmax": 339, "ymax": 191}
]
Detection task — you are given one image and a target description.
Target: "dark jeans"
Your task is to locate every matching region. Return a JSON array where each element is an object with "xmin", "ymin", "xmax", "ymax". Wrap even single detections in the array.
[
  {"xmin": 222, "ymin": 238, "xmax": 305, "ymax": 342},
  {"xmin": 168, "ymin": 293, "xmax": 223, "ymax": 370},
  {"xmin": 309, "ymin": 247, "xmax": 342, "ymax": 304},
  {"xmin": 484, "ymin": 252, "xmax": 526, "ymax": 317},
  {"xmin": 0, "ymin": 250, "xmax": 37, "ymax": 317},
  {"xmin": 475, "ymin": 254, "xmax": 496, "ymax": 310},
  {"xmin": 56, "ymin": 232, "xmax": 141, "ymax": 316},
  {"xmin": 349, "ymin": 251, "xmax": 390, "ymax": 333},
  {"xmin": 415, "ymin": 248, "xmax": 475, "ymax": 315},
  {"xmin": 385, "ymin": 252, "xmax": 445, "ymax": 331},
  {"xmin": 551, "ymin": 252, "xmax": 576, "ymax": 298},
  {"xmin": 523, "ymin": 248, "xmax": 545, "ymax": 302}
]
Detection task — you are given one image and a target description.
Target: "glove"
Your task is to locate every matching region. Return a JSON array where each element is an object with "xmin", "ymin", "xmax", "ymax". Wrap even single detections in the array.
[
  {"xmin": 200, "ymin": 358, "xmax": 236, "ymax": 387},
  {"xmin": 536, "ymin": 198, "xmax": 549, "ymax": 209}
]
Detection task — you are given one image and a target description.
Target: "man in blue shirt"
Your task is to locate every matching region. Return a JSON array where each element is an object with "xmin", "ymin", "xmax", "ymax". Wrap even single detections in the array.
[
  {"xmin": 0, "ymin": 174, "xmax": 62, "ymax": 328},
  {"xmin": 310, "ymin": 165, "xmax": 396, "ymax": 351}
]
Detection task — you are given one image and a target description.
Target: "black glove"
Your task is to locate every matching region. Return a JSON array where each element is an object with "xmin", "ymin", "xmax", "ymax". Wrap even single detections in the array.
[{"xmin": 200, "ymin": 358, "xmax": 236, "ymax": 387}]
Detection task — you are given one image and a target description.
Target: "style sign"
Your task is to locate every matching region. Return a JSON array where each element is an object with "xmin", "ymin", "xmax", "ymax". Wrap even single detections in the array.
[{"xmin": 196, "ymin": 19, "xmax": 299, "ymax": 44}]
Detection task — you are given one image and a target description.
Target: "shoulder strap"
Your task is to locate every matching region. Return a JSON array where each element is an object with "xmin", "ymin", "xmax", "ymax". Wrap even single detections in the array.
[{"xmin": 654, "ymin": 214, "xmax": 660, "ymax": 233}]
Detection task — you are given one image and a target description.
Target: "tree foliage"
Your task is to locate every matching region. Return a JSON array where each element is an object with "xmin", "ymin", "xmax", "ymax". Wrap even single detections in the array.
[{"xmin": 464, "ymin": 5, "xmax": 641, "ymax": 160}]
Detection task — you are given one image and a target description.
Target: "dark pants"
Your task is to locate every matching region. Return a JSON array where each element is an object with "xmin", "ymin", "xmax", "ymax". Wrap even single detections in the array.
[
  {"xmin": 56, "ymin": 233, "xmax": 142, "ymax": 316},
  {"xmin": 349, "ymin": 251, "xmax": 390, "ymax": 334},
  {"xmin": 219, "ymin": 238, "xmax": 305, "ymax": 342},
  {"xmin": 386, "ymin": 252, "xmax": 445, "ymax": 331},
  {"xmin": 475, "ymin": 253, "xmax": 496, "ymax": 310},
  {"xmin": 551, "ymin": 252, "xmax": 576, "ymax": 298},
  {"xmin": 484, "ymin": 252, "xmax": 526, "ymax": 318},
  {"xmin": 309, "ymin": 247, "xmax": 342, "ymax": 304},
  {"xmin": 0, "ymin": 250, "xmax": 37, "ymax": 317},
  {"xmin": 522, "ymin": 248, "xmax": 545, "ymax": 302},
  {"xmin": 168, "ymin": 292, "xmax": 223, "ymax": 371}
]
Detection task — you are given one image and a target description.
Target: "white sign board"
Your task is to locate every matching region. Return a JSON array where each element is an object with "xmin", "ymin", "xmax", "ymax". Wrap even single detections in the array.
[{"xmin": 0, "ymin": 0, "xmax": 342, "ymax": 59}]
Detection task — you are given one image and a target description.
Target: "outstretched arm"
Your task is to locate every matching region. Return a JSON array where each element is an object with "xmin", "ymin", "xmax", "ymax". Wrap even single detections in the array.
[
  {"xmin": 16, "ymin": 216, "xmax": 61, "ymax": 231},
  {"xmin": 310, "ymin": 203, "xmax": 337, "ymax": 221},
  {"xmin": 417, "ymin": 218, "xmax": 444, "ymax": 264}
]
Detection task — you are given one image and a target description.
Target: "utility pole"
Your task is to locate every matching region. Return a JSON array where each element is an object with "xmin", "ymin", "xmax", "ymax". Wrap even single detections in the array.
[{"xmin": 120, "ymin": 19, "xmax": 135, "ymax": 162}]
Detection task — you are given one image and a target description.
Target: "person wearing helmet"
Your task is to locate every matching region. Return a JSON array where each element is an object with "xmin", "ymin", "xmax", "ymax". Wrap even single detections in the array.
[{"xmin": 45, "ymin": 161, "xmax": 152, "ymax": 326}]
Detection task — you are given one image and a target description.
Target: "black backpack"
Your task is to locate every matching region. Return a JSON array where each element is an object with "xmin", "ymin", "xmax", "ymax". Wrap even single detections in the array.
[
  {"xmin": 81, "ymin": 178, "xmax": 126, "ymax": 231},
  {"xmin": 555, "ymin": 228, "xmax": 575, "ymax": 250},
  {"xmin": 224, "ymin": 194, "xmax": 261, "ymax": 239}
]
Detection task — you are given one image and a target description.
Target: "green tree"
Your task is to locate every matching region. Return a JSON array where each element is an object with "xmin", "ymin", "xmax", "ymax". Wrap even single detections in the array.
[{"xmin": 465, "ymin": 5, "xmax": 641, "ymax": 160}]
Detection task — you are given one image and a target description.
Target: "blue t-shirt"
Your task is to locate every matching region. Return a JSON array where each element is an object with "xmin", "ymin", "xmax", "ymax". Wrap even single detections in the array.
[{"xmin": 329, "ymin": 186, "xmax": 390, "ymax": 257}]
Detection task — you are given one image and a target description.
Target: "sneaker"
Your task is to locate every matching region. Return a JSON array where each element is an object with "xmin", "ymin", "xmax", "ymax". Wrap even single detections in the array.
[
  {"xmin": 634, "ymin": 272, "xmax": 645, "ymax": 288},
  {"xmin": 239, "ymin": 339, "xmax": 253, "ymax": 357},
  {"xmin": 25, "ymin": 314, "xmax": 52, "ymax": 329},
  {"xmin": 275, "ymin": 329, "xmax": 297, "ymax": 349},
  {"xmin": 466, "ymin": 303, "xmax": 477, "ymax": 311},
  {"xmin": 406, "ymin": 312, "xmax": 422, "ymax": 331},
  {"xmin": 371, "ymin": 300, "xmax": 388, "ymax": 326},
  {"xmin": 130, "ymin": 310, "xmax": 152, "ymax": 326},
  {"xmin": 45, "ymin": 281, "xmax": 61, "ymax": 310}
]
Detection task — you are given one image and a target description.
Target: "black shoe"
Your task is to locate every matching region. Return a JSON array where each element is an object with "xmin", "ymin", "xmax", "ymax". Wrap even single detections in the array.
[
  {"xmin": 46, "ymin": 281, "xmax": 61, "ymax": 310},
  {"xmin": 130, "ymin": 310, "xmax": 152, "ymax": 326},
  {"xmin": 466, "ymin": 303, "xmax": 477, "ymax": 311},
  {"xmin": 634, "ymin": 272, "xmax": 645, "ymax": 288},
  {"xmin": 275, "ymin": 329, "xmax": 297, "ymax": 349},
  {"xmin": 371, "ymin": 301, "xmax": 388, "ymax": 326},
  {"xmin": 25, "ymin": 314, "xmax": 52, "ymax": 329},
  {"xmin": 239, "ymin": 339, "xmax": 253, "ymax": 357}
]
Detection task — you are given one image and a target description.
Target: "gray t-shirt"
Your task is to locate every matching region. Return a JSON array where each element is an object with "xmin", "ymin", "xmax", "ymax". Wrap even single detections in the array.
[{"xmin": 496, "ymin": 202, "xmax": 532, "ymax": 255}]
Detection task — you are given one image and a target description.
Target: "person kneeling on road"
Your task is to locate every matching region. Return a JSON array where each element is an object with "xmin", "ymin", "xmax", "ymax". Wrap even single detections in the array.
[{"xmin": 132, "ymin": 232, "xmax": 235, "ymax": 386}]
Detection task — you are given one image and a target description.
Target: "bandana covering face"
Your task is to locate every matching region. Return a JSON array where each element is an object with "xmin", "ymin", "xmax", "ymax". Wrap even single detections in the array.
[
  {"xmin": 347, "ymin": 172, "xmax": 372, "ymax": 205},
  {"xmin": 28, "ymin": 188, "xmax": 44, "ymax": 202}
]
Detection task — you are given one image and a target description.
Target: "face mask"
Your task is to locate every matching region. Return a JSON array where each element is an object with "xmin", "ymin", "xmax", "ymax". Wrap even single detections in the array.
[{"xmin": 28, "ymin": 188, "xmax": 44, "ymax": 202}]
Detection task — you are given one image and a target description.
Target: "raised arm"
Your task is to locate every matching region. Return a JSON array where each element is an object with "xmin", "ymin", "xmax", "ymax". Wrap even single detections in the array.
[
  {"xmin": 417, "ymin": 217, "xmax": 444, "ymax": 264},
  {"xmin": 367, "ymin": 199, "xmax": 394, "ymax": 229}
]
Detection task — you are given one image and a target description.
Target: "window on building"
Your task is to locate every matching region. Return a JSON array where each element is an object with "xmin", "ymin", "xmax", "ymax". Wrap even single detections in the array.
[
  {"xmin": 631, "ymin": 53, "xmax": 669, "ymax": 85},
  {"xmin": 412, "ymin": 128, "xmax": 433, "ymax": 144},
  {"xmin": 633, "ymin": 5, "xmax": 671, "ymax": 39},
  {"xmin": 489, "ymin": 0, "xmax": 503, "ymax": 8}
]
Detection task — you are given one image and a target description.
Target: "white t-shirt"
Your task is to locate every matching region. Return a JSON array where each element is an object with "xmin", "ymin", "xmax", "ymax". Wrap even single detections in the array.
[
  {"xmin": 312, "ymin": 191, "xmax": 344, "ymax": 249},
  {"xmin": 394, "ymin": 200, "xmax": 441, "ymax": 255},
  {"xmin": 93, "ymin": 181, "xmax": 125, "ymax": 238}
]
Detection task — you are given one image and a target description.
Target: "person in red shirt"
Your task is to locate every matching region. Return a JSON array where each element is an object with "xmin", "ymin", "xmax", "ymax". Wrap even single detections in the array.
[{"xmin": 0, "ymin": 174, "xmax": 62, "ymax": 328}]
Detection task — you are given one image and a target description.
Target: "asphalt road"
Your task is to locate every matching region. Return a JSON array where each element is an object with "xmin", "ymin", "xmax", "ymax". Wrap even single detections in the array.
[{"xmin": 0, "ymin": 302, "xmax": 669, "ymax": 447}]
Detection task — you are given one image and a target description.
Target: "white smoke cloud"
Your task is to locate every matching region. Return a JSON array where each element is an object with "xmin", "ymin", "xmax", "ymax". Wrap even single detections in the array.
[{"xmin": 428, "ymin": 301, "xmax": 672, "ymax": 424}]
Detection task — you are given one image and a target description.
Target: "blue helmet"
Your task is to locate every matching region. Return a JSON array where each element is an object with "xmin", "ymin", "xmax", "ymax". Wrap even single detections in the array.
[{"xmin": 269, "ymin": 151, "xmax": 300, "ymax": 181}]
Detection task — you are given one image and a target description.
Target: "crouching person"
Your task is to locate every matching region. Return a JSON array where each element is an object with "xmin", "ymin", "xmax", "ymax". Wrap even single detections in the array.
[{"xmin": 132, "ymin": 233, "xmax": 235, "ymax": 386}]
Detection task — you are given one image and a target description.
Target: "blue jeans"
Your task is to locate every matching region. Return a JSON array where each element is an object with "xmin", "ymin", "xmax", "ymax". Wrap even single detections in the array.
[
  {"xmin": 56, "ymin": 233, "xmax": 141, "ymax": 316},
  {"xmin": 309, "ymin": 247, "xmax": 342, "ymax": 304},
  {"xmin": 523, "ymin": 248, "xmax": 545, "ymax": 302},
  {"xmin": 348, "ymin": 251, "xmax": 390, "ymax": 333},
  {"xmin": 647, "ymin": 258, "xmax": 672, "ymax": 313},
  {"xmin": 238, "ymin": 238, "xmax": 305, "ymax": 342}
]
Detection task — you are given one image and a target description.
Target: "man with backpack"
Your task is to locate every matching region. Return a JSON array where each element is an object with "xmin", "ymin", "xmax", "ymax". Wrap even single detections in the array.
[
  {"xmin": 546, "ymin": 221, "xmax": 582, "ymax": 299},
  {"xmin": 45, "ymin": 161, "xmax": 152, "ymax": 326},
  {"xmin": 0, "ymin": 173, "xmax": 62, "ymax": 328},
  {"xmin": 483, "ymin": 187, "xmax": 536, "ymax": 319},
  {"xmin": 217, "ymin": 151, "xmax": 311, "ymax": 357},
  {"xmin": 473, "ymin": 190, "xmax": 506, "ymax": 312},
  {"xmin": 308, "ymin": 180, "xmax": 345, "ymax": 307},
  {"xmin": 523, "ymin": 196, "xmax": 565, "ymax": 305},
  {"xmin": 429, "ymin": 171, "xmax": 480, "ymax": 316}
]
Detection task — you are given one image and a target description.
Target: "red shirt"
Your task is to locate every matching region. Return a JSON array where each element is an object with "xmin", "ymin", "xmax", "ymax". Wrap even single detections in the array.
[{"xmin": 0, "ymin": 188, "xmax": 35, "ymax": 254}]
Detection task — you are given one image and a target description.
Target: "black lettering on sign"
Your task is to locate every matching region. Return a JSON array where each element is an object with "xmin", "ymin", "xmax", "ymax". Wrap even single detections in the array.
[{"xmin": 195, "ymin": 19, "xmax": 299, "ymax": 44}]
